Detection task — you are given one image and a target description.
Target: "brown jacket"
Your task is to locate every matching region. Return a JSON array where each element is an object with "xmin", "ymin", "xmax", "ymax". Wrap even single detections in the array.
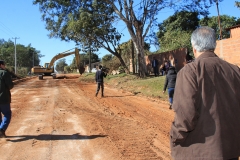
[{"xmin": 170, "ymin": 52, "xmax": 240, "ymax": 160}]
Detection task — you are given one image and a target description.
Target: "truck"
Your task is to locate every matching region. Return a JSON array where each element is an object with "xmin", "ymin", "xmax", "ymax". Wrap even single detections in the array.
[{"xmin": 31, "ymin": 48, "xmax": 85, "ymax": 80}]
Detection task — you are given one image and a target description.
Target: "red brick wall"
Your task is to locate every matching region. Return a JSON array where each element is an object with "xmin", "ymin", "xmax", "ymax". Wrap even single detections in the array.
[
  {"xmin": 230, "ymin": 26, "xmax": 240, "ymax": 38},
  {"xmin": 143, "ymin": 26, "xmax": 240, "ymax": 74},
  {"xmin": 145, "ymin": 48, "xmax": 187, "ymax": 74},
  {"xmin": 215, "ymin": 26, "xmax": 240, "ymax": 67}
]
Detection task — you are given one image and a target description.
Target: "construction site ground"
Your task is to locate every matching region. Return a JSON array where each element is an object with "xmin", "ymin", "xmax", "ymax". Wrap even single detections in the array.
[{"xmin": 0, "ymin": 74, "xmax": 174, "ymax": 160}]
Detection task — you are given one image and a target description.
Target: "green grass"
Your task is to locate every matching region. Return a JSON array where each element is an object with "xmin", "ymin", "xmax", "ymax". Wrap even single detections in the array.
[{"xmin": 79, "ymin": 73, "xmax": 169, "ymax": 102}]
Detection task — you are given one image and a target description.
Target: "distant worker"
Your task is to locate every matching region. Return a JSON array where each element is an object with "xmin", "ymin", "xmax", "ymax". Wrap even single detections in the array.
[
  {"xmin": 170, "ymin": 26, "xmax": 240, "ymax": 160},
  {"xmin": 151, "ymin": 56, "xmax": 159, "ymax": 77},
  {"xmin": 164, "ymin": 60, "xmax": 171, "ymax": 75},
  {"xmin": 160, "ymin": 64, "xmax": 165, "ymax": 76},
  {"xmin": 0, "ymin": 60, "xmax": 14, "ymax": 138},
  {"xmin": 160, "ymin": 60, "xmax": 170, "ymax": 76},
  {"xmin": 95, "ymin": 65, "xmax": 107, "ymax": 97},
  {"xmin": 163, "ymin": 65, "xmax": 177, "ymax": 109}
]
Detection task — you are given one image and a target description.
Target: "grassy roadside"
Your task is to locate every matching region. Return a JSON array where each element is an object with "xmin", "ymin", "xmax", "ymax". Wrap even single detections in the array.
[{"xmin": 79, "ymin": 73, "xmax": 170, "ymax": 103}]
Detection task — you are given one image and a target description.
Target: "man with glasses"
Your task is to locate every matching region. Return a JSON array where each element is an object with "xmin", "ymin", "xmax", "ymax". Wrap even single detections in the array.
[{"xmin": 0, "ymin": 60, "xmax": 14, "ymax": 138}]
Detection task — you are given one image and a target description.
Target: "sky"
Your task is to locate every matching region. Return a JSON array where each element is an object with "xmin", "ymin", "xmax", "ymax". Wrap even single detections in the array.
[{"xmin": 0, "ymin": 0, "xmax": 239, "ymax": 66}]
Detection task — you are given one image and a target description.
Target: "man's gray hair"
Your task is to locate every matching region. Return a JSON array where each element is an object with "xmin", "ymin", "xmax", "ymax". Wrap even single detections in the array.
[{"xmin": 191, "ymin": 26, "xmax": 216, "ymax": 52}]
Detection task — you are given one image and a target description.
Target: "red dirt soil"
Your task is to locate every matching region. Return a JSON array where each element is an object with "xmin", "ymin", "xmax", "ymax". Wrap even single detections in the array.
[{"xmin": 0, "ymin": 74, "xmax": 174, "ymax": 160}]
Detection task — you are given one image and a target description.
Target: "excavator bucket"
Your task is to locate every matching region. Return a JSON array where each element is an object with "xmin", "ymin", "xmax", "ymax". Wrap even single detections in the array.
[{"xmin": 75, "ymin": 48, "xmax": 85, "ymax": 75}]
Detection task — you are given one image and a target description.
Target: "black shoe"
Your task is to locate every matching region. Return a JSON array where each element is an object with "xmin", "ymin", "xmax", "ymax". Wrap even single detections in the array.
[
  {"xmin": 95, "ymin": 93, "xmax": 98, "ymax": 97},
  {"xmin": 169, "ymin": 105, "xmax": 172, "ymax": 110},
  {"xmin": 101, "ymin": 94, "xmax": 104, "ymax": 97},
  {"xmin": 0, "ymin": 129, "xmax": 6, "ymax": 138}
]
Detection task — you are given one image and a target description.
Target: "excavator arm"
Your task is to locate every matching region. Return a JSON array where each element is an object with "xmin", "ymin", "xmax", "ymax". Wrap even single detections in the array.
[
  {"xmin": 48, "ymin": 48, "xmax": 78, "ymax": 69},
  {"xmin": 32, "ymin": 48, "xmax": 85, "ymax": 80},
  {"xmin": 74, "ymin": 48, "xmax": 85, "ymax": 74},
  {"xmin": 48, "ymin": 48, "xmax": 84, "ymax": 74}
]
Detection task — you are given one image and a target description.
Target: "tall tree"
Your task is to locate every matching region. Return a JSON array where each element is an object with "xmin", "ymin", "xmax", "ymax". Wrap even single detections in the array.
[
  {"xmin": 157, "ymin": 11, "xmax": 199, "ymax": 53},
  {"xmin": 157, "ymin": 13, "xmax": 240, "ymax": 55},
  {"xmin": 200, "ymin": 15, "xmax": 240, "ymax": 39},
  {"xmin": 71, "ymin": 52, "xmax": 100, "ymax": 68},
  {"xmin": 102, "ymin": 54, "xmax": 113, "ymax": 64},
  {"xmin": 105, "ymin": 0, "xmax": 219, "ymax": 77},
  {"xmin": 55, "ymin": 58, "xmax": 68, "ymax": 72},
  {"xmin": 236, "ymin": 1, "xmax": 240, "ymax": 8},
  {"xmin": 117, "ymin": 40, "xmax": 150, "ymax": 72},
  {"xmin": 0, "ymin": 39, "xmax": 42, "ymax": 69},
  {"xmin": 33, "ymin": 0, "xmax": 220, "ymax": 77},
  {"xmin": 33, "ymin": 0, "xmax": 130, "ymax": 73}
]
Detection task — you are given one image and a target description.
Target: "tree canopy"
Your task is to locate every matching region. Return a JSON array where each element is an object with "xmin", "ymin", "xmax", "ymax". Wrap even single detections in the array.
[
  {"xmin": 200, "ymin": 15, "xmax": 240, "ymax": 39},
  {"xmin": 157, "ymin": 11, "xmax": 199, "ymax": 53},
  {"xmin": 55, "ymin": 58, "xmax": 68, "ymax": 72},
  {"xmin": 236, "ymin": 1, "xmax": 240, "ymax": 8},
  {"xmin": 0, "ymin": 39, "xmax": 43, "ymax": 70},
  {"xmin": 157, "ymin": 12, "xmax": 240, "ymax": 55},
  {"xmin": 33, "ymin": 0, "xmax": 221, "ymax": 77},
  {"xmin": 107, "ymin": 0, "xmax": 221, "ymax": 77},
  {"xmin": 70, "ymin": 51, "xmax": 100, "ymax": 69},
  {"xmin": 33, "ymin": 0, "xmax": 129, "ymax": 73}
]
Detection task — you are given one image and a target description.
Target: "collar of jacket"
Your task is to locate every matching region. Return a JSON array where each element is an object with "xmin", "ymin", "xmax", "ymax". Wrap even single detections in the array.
[{"xmin": 195, "ymin": 51, "xmax": 218, "ymax": 62}]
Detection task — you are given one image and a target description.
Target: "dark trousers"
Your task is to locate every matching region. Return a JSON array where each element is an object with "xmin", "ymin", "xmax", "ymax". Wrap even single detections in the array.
[
  {"xmin": 96, "ymin": 82, "xmax": 104, "ymax": 95},
  {"xmin": 153, "ymin": 67, "xmax": 159, "ymax": 76},
  {"xmin": 168, "ymin": 88, "xmax": 175, "ymax": 104},
  {"xmin": 228, "ymin": 158, "xmax": 238, "ymax": 160},
  {"xmin": 0, "ymin": 103, "xmax": 12, "ymax": 131}
]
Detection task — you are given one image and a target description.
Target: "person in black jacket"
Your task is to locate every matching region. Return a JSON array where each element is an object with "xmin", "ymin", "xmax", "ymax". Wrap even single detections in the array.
[
  {"xmin": 95, "ymin": 65, "xmax": 107, "ymax": 97},
  {"xmin": 0, "ymin": 60, "xmax": 14, "ymax": 138},
  {"xmin": 151, "ymin": 57, "xmax": 159, "ymax": 76},
  {"xmin": 163, "ymin": 66, "xmax": 177, "ymax": 109}
]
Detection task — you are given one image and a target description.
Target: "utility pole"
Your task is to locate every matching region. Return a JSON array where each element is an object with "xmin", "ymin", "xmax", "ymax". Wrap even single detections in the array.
[
  {"xmin": 32, "ymin": 52, "xmax": 34, "ymax": 67},
  {"xmin": 216, "ymin": 0, "xmax": 222, "ymax": 39},
  {"xmin": 12, "ymin": 37, "xmax": 20, "ymax": 74},
  {"xmin": 131, "ymin": 40, "xmax": 135, "ymax": 74},
  {"xmin": 89, "ymin": 47, "xmax": 91, "ymax": 73}
]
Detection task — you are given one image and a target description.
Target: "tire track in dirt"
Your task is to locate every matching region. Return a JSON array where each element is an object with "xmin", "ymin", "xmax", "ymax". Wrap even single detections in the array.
[
  {"xmin": 0, "ymin": 78, "xmax": 57, "ymax": 160},
  {"xmin": 76, "ymin": 81, "xmax": 174, "ymax": 159},
  {"xmin": 0, "ymin": 75, "xmax": 174, "ymax": 160}
]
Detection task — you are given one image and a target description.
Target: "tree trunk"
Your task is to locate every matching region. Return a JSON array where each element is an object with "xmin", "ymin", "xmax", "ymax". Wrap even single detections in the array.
[
  {"xmin": 116, "ymin": 54, "xmax": 130, "ymax": 74},
  {"xmin": 89, "ymin": 48, "xmax": 91, "ymax": 73},
  {"xmin": 132, "ymin": 29, "xmax": 148, "ymax": 78}
]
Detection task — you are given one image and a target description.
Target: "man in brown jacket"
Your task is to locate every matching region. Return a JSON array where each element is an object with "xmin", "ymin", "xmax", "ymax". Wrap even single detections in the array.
[{"xmin": 170, "ymin": 26, "xmax": 240, "ymax": 160}]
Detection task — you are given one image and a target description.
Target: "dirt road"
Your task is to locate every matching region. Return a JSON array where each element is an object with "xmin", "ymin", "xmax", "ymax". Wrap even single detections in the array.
[{"xmin": 0, "ymin": 74, "xmax": 174, "ymax": 160}]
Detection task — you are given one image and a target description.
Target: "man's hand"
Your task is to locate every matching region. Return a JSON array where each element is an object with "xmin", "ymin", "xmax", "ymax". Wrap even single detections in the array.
[{"xmin": 163, "ymin": 91, "xmax": 165, "ymax": 93}]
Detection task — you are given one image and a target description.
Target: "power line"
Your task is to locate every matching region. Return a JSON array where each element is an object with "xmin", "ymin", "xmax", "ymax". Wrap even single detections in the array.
[
  {"xmin": 0, "ymin": 21, "xmax": 19, "ymax": 37},
  {"xmin": 0, "ymin": 28, "xmax": 13, "ymax": 37},
  {"xmin": 12, "ymin": 37, "xmax": 20, "ymax": 74},
  {"xmin": 120, "ymin": 26, "xmax": 127, "ymax": 32}
]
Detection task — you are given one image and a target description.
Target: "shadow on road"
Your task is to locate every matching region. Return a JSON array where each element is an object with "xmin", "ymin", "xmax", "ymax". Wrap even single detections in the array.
[{"xmin": 6, "ymin": 133, "xmax": 107, "ymax": 142}]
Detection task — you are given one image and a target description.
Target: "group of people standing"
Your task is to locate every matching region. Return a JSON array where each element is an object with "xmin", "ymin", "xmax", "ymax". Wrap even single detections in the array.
[{"xmin": 152, "ymin": 57, "xmax": 171, "ymax": 77}]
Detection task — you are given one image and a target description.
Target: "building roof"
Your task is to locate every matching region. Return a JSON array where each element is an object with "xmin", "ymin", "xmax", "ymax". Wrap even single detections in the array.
[{"xmin": 225, "ymin": 24, "xmax": 240, "ymax": 31}]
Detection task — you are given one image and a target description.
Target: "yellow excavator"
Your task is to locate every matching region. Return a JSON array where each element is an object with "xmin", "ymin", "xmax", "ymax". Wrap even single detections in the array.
[{"xmin": 31, "ymin": 48, "xmax": 85, "ymax": 80}]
